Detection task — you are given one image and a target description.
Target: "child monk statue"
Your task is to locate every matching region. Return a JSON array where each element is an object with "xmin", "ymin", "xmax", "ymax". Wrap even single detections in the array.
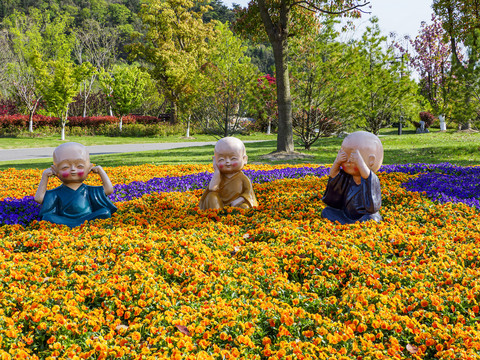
[
  {"xmin": 322, "ymin": 131, "xmax": 383, "ymax": 224},
  {"xmin": 34, "ymin": 142, "xmax": 117, "ymax": 227},
  {"xmin": 199, "ymin": 137, "xmax": 258, "ymax": 210}
]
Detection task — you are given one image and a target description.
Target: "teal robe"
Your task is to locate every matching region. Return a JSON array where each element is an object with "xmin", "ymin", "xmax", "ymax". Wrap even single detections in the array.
[{"xmin": 39, "ymin": 184, "xmax": 117, "ymax": 227}]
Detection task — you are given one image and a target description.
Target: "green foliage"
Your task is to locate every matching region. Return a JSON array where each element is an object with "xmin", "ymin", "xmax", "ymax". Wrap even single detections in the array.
[
  {"xmin": 99, "ymin": 64, "xmax": 151, "ymax": 129},
  {"xmin": 246, "ymin": 74, "xmax": 277, "ymax": 134},
  {"xmin": 447, "ymin": 29, "xmax": 480, "ymax": 129},
  {"xmin": 132, "ymin": 0, "xmax": 215, "ymax": 122},
  {"xmin": 198, "ymin": 0, "xmax": 236, "ymax": 24},
  {"xmin": 194, "ymin": 21, "xmax": 259, "ymax": 137},
  {"xmin": 289, "ymin": 20, "xmax": 352, "ymax": 148},
  {"xmin": 348, "ymin": 18, "xmax": 419, "ymax": 135},
  {"xmin": 246, "ymin": 42, "xmax": 275, "ymax": 75},
  {"xmin": 34, "ymin": 58, "xmax": 95, "ymax": 139},
  {"xmin": 432, "ymin": 0, "xmax": 480, "ymax": 128},
  {"xmin": 3, "ymin": 9, "xmax": 81, "ymax": 132},
  {"xmin": 4, "ymin": 9, "xmax": 75, "ymax": 61},
  {"xmin": 107, "ymin": 3, "xmax": 131, "ymax": 25}
]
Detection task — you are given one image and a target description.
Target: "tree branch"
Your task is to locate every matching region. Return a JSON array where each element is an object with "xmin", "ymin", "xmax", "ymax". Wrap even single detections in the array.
[{"xmin": 291, "ymin": 0, "xmax": 370, "ymax": 15}]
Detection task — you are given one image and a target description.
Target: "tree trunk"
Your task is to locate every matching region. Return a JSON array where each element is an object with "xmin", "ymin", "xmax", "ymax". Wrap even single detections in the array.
[
  {"xmin": 272, "ymin": 39, "xmax": 294, "ymax": 152},
  {"xmin": 119, "ymin": 115, "xmax": 123, "ymax": 131},
  {"xmin": 28, "ymin": 99, "xmax": 40, "ymax": 133},
  {"xmin": 28, "ymin": 111, "xmax": 34, "ymax": 133},
  {"xmin": 83, "ymin": 81, "xmax": 88, "ymax": 118},
  {"xmin": 257, "ymin": 0, "xmax": 293, "ymax": 153},
  {"xmin": 267, "ymin": 118, "xmax": 271, "ymax": 135},
  {"xmin": 224, "ymin": 100, "xmax": 230, "ymax": 138},
  {"xmin": 186, "ymin": 115, "xmax": 191, "ymax": 137},
  {"xmin": 61, "ymin": 108, "xmax": 69, "ymax": 141},
  {"xmin": 170, "ymin": 101, "xmax": 178, "ymax": 124}
]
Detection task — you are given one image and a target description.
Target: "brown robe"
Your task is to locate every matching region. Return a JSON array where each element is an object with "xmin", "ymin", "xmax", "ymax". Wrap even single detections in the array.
[{"xmin": 199, "ymin": 171, "xmax": 258, "ymax": 210}]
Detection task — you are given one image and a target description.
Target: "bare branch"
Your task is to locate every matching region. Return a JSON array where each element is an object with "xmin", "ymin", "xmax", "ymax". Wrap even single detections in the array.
[{"xmin": 291, "ymin": 0, "xmax": 370, "ymax": 15}]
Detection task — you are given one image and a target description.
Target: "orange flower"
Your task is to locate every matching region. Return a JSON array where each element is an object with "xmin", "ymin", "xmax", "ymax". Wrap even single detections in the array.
[{"xmin": 131, "ymin": 331, "xmax": 141, "ymax": 341}]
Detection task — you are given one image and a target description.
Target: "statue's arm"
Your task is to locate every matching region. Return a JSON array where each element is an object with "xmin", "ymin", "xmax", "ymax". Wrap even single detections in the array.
[
  {"xmin": 91, "ymin": 165, "xmax": 114, "ymax": 195},
  {"xmin": 34, "ymin": 167, "xmax": 55, "ymax": 204},
  {"xmin": 208, "ymin": 157, "xmax": 222, "ymax": 192},
  {"xmin": 329, "ymin": 149, "xmax": 347, "ymax": 178},
  {"xmin": 362, "ymin": 172, "xmax": 382, "ymax": 213}
]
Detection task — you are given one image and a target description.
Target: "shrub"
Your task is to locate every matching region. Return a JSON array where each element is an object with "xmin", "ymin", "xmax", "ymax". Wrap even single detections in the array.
[
  {"xmin": 0, "ymin": 98, "xmax": 17, "ymax": 116},
  {"xmin": 0, "ymin": 114, "xmax": 27, "ymax": 129},
  {"xmin": 0, "ymin": 114, "xmax": 178, "ymax": 136},
  {"xmin": 68, "ymin": 91, "xmax": 111, "ymax": 117},
  {"xmin": 413, "ymin": 111, "xmax": 436, "ymax": 128},
  {"xmin": 94, "ymin": 122, "xmax": 184, "ymax": 137},
  {"xmin": 293, "ymin": 108, "xmax": 343, "ymax": 150},
  {"xmin": 67, "ymin": 116, "xmax": 118, "ymax": 128},
  {"xmin": 124, "ymin": 114, "xmax": 170, "ymax": 124}
]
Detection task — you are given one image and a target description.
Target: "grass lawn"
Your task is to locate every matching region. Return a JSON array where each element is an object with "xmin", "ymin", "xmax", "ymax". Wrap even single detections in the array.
[
  {"xmin": 1, "ymin": 127, "xmax": 480, "ymax": 171},
  {"xmin": 0, "ymin": 132, "xmax": 271, "ymax": 149}
]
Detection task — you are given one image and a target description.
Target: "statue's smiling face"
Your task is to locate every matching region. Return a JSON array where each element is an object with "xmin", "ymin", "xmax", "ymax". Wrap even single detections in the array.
[
  {"xmin": 214, "ymin": 138, "xmax": 247, "ymax": 176},
  {"xmin": 215, "ymin": 148, "xmax": 245, "ymax": 174},
  {"xmin": 53, "ymin": 145, "xmax": 91, "ymax": 184}
]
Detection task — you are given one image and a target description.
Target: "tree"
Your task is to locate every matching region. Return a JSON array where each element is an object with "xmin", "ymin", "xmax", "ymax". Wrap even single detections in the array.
[
  {"xmin": 194, "ymin": 21, "xmax": 258, "ymax": 138},
  {"xmin": 235, "ymin": 0, "xmax": 369, "ymax": 153},
  {"xmin": 131, "ymin": 0, "xmax": 214, "ymax": 124},
  {"xmin": 351, "ymin": 18, "xmax": 417, "ymax": 135},
  {"xmin": 407, "ymin": 15, "xmax": 452, "ymax": 117},
  {"xmin": 433, "ymin": 0, "xmax": 480, "ymax": 128},
  {"xmin": 0, "ymin": 30, "xmax": 14, "ymax": 93},
  {"xmin": 198, "ymin": 0, "xmax": 236, "ymax": 24},
  {"xmin": 432, "ymin": 0, "xmax": 477, "ymax": 68},
  {"xmin": 3, "ymin": 9, "xmax": 73, "ymax": 133},
  {"xmin": 99, "ymin": 64, "xmax": 151, "ymax": 131},
  {"xmin": 73, "ymin": 19, "xmax": 119, "ymax": 117},
  {"xmin": 34, "ymin": 58, "xmax": 94, "ymax": 140},
  {"xmin": 247, "ymin": 74, "xmax": 277, "ymax": 134},
  {"xmin": 246, "ymin": 42, "xmax": 275, "ymax": 75},
  {"xmin": 289, "ymin": 20, "xmax": 352, "ymax": 149}
]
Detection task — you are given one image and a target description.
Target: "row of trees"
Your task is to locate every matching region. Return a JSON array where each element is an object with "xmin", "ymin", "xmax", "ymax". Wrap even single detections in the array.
[{"xmin": 2, "ymin": 0, "xmax": 479, "ymax": 151}]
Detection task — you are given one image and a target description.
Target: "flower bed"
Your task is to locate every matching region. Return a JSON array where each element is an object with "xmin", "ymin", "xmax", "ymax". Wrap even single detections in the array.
[{"xmin": 0, "ymin": 163, "xmax": 479, "ymax": 359}]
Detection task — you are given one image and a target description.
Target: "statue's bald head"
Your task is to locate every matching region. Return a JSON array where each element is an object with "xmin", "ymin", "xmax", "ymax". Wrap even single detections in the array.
[
  {"xmin": 214, "ymin": 137, "xmax": 246, "ymax": 156},
  {"xmin": 53, "ymin": 142, "xmax": 90, "ymax": 166},
  {"xmin": 342, "ymin": 131, "xmax": 383, "ymax": 172}
]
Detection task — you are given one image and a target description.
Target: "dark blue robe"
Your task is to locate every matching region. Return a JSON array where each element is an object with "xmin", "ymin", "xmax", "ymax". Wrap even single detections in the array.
[
  {"xmin": 39, "ymin": 184, "xmax": 117, "ymax": 227},
  {"xmin": 321, "ymin": 170, "xmax": 382, "ymax": 224}
]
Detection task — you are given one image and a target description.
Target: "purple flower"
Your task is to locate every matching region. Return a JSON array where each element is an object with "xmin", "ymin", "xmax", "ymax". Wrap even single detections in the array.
[{"xmin": 1, "ymin": 163, "xmax": 478, "ymax": 226}]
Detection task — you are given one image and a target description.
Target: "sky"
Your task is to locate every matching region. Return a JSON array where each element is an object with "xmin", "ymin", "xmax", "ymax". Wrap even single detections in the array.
[{"xmin": 222, "ymin": 0, "xmax": 435, "ymax": 41}]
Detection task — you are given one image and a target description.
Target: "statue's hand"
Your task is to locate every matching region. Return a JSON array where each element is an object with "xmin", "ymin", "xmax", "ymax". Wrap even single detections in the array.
[
  {"xmin": 212, "ymin": 156, "xmax": 219, "ymax": 172},
  {"xmin": 90, "ymin": 165, "xmax": 102, "ymax": 174},
  {"xmin": 350, "ymin": 149, "xmax": 370, "ymax": 178},
  {"xmin": 43, "ymin": 166, "xmax": 56, "ymax": 178},
  {"xmin": 335, "ymin": 149, "xmax": 348, "ymax": 165},
  {"xmin": 230, "ymin": 197, "xmax": 245, "ymax": 207},
  {"xmin": 349, "ymin": 150, "xmax": 366, "ymax": 167}
]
